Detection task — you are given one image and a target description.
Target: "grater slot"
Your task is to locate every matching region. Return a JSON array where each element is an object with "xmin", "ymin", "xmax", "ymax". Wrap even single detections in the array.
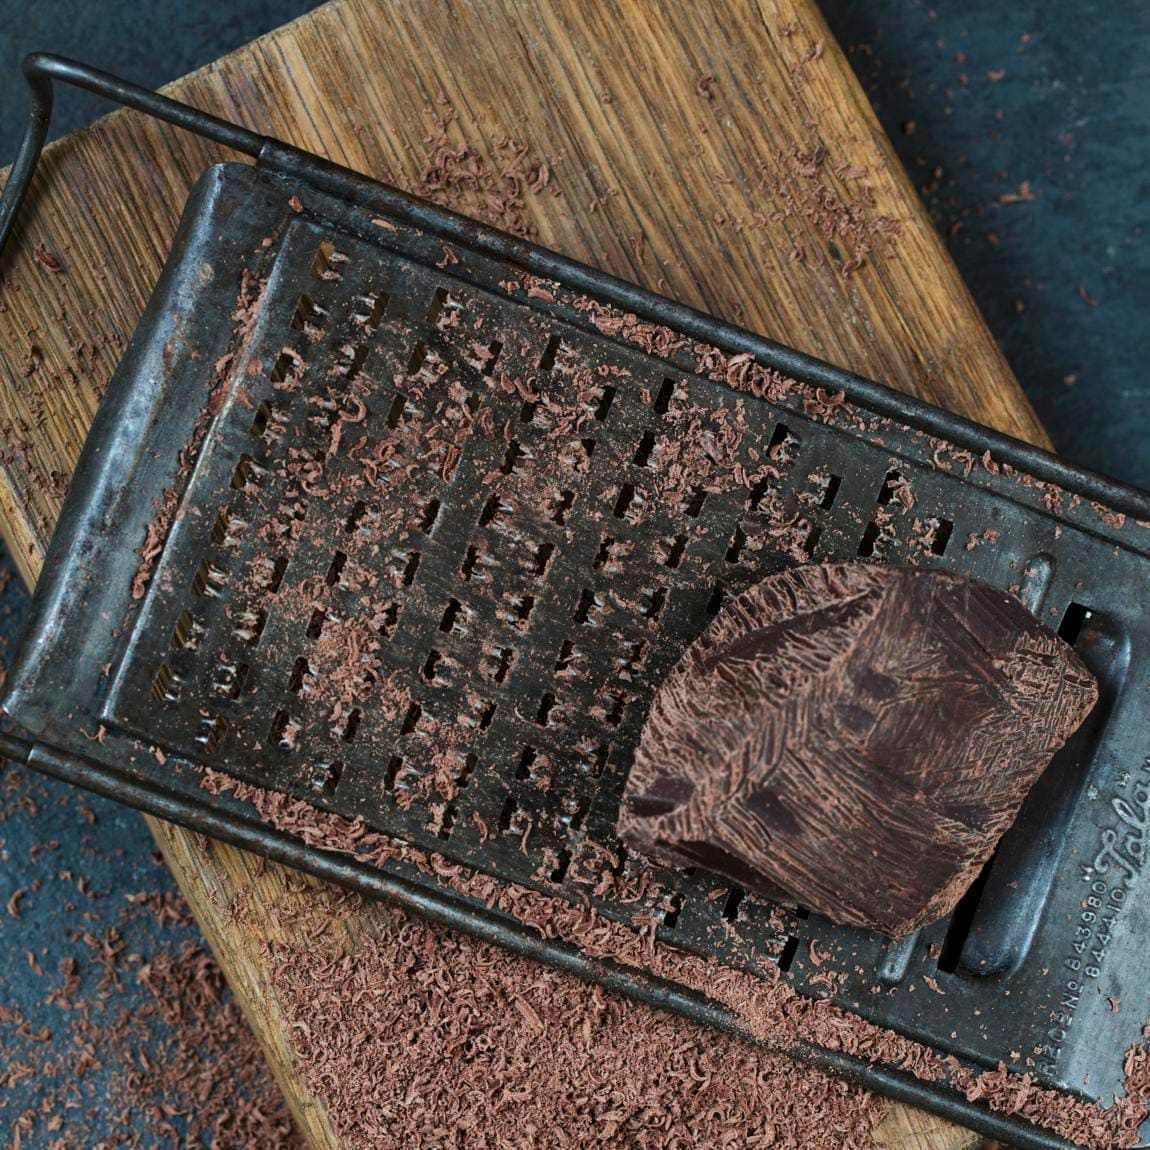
[{"xmin": 956, "ymin": 606, "xmax": 1132, "ymax": 975}]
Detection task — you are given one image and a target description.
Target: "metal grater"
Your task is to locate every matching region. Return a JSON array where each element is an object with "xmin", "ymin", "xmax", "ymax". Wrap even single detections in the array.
[{"xmin": 2, "ymin": 58, "xmax": 1149, "ymax": 1150}]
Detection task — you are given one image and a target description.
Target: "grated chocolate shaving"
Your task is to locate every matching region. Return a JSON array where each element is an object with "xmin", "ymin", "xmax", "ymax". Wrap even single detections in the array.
[{"xmin": 202, "ymin": 769, "xmax": 1150, "ymax": 1148}]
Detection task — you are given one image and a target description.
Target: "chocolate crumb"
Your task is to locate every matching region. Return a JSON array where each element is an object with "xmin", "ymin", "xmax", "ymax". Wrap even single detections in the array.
[{"xmin": 31, "ymin": 243, "xmax": 64, "ymax": 273}]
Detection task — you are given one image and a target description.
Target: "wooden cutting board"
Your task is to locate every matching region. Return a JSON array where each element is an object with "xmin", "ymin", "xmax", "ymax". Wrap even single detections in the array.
[{"xmin": 0, "ymin": 1, "xmax": 1045, "ymax": 1144}]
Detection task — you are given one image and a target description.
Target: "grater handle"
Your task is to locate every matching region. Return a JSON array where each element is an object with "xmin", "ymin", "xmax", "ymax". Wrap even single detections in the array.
[
  {"xmin": 0, "ymin": 729, "xmax": 32, "ymax": 764},
  {"xmin": 0, "ymin": 53, "xmax": 269, "ymax": 263}
]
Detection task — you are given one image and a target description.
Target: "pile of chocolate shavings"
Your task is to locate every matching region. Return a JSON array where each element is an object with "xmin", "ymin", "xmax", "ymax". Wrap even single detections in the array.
[
  {"xmin": 0, "ymin": 762, "xmax": 300, "ymax": 1147},
  {"xmin": 405, "ymin": 98, "xmax": 561, "ymax": 240},
  {"xmin": 258, "ymin": 881, "xmax": 886, "ymax": 1150},
  {"xmin": 200, "ymin": 769, "xmax": 1150, "ymax": 1149}
]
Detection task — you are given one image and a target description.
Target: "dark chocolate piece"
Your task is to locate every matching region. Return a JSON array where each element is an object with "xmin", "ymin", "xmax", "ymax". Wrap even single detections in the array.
[{"xmin": 618, "ymin": 562, "xmax": 1098, "ymax": 937}]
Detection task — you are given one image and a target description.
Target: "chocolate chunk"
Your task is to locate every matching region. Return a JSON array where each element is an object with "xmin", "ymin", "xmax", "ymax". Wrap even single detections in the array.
[{"xmin": 618, "ymin": 562, "xmax": 1098, "ymax": 937}]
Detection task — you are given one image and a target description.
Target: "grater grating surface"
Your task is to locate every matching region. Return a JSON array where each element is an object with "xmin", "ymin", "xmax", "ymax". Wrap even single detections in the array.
[{"xmin": 4, "ymin": 123, "xmax": 1150, "ymax": 1148}]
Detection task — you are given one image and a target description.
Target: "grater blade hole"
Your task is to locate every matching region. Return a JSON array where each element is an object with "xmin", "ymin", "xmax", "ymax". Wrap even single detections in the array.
[
  {"xmin": 593, "ymin": 385, "xmax": 616, "ymax": 421},
  {"xmin": 170, "ymin": 609, "xmax": 203, "ymax": 652},
  {"xmin": 211, "ymin": 507, "xmax": 247, "ymax": 550},
  {"xmin": 486, "ymin": 646, "xmax": 516, "ymax": 684},
  {"xmin": 747, "ymin": 477, "xmax": 773, "ymax": 511},
  {"xmin": 726, "ymin": 526, "xmax": 747, "ymax": 563},
  {"xmin": 573, "ymin": 588, "xmax": 600, "ymax": 627},
  {"xmin": 532, "ymin": 542, "xmax": 555, "ymax": 577},
  {"xmin": 498, "ymin": 794, "xmax": 519, "ymax": 834},
  {"xmin": 268, "ymin": 709, "xmax": 299, "ymax": 751},
  {"xmin": 566, "ymin": 797, "xmax": 589, "ymax": 832},
  {"xmin": 877, "ymin": 468, "xmax": 905, "ymax": 505},
  {"xmin": 406, "ymin": 342, "xmax": 428, "ymax": 375},
  {"xmin": 345, "ymin": 501, "xmax": 368, "ymax": 534},
  {"xmin": 721, "ymin": 887, "xmax": 745, "ymax": 922},
  {"xmin": 195, "ymin": 715, "xmax": 229, "ymax": 755},
  {"xmin": 516, "ymin": 746, "xmax": 538, "ymax": 781},
  {"xmin": 682, "ymin": 486, "xmax": 707, "ymax": 518},
  {"xmin": 633, "ymin": 431, "xmax": 657, "ymax": 468},
  {"xmin": 342, "ymin": 710, "xmax": 362, "ymax": 743},
  {"xmin": 191, "ymin": 559, "xmax": 228, "ymax": 598},
  {"xmin": 310, "ymin": 759, "xmax": 343, "ymax": 796},
  {"xmin": 422, "ymin": 650, "xmax": 443, "ymax": 682},
  {"xmin": 151, "ymin": 664, "xmax": 181, "ymax": 703},
  {"xmin": 378, "ymin": 603, "xmax": 400, "ymax": 639},
  {"xmin": 311, "ymin": 241, "xmax": 342, "ymax": 281},
  {"xmin": 509, "ymin": 594, "xmax": 535, "ymax": 627},
  {"xmin": 249, "ymin": 400, "xmax": 277, "ymax": 441},
  {"xmin": 336, "ymin": 342, "xmax": 369, "ymax": 379},
  {"xmin": 353, "ymin": 292, "xmax": 387, "ymax": 329},
  {"xmin": 434, "ymin": 804, "xmax": 457, "ymax": 840},
  {"xmin": 555, "ymin": 640, "xmax": 576, "ymax": 674},
  {"xmin": 249, "ymin": 555, "xmax": 288, "ymax": 593},
  {"xmin": 640, "ymin": 586, "xmax": 667, "ymax": 620},
  {"xmin": 270, "ymin": 349, "xmax": 302, "ymax": 385},
  {"xmin": 1058, "ymin": 602, "xmax": 1092, "ymax": 646},
  {"xmin": 930, "ymin": 518, "xmax": 954, "ymax": 556},
  {"xmin": 461, "ymin": 544, "xmax": 482, "ymax": 581},
  {"xmin": 599, "ymin": 690, "xmax": 625, "ymax": 726},
  {"xmin": 706, "ymin": 582, "xmax": 725, "ymax": 615},
  {"xmin": 233, "ymin": 607, "xmax": 267, "ymax": 646},
  {"xmin": 584, "ymin": 741, "xmax": 609, "ymax": 777},
  {"xmin": 401, "ymin": 551, "xmax": 422, "ymax": 586},
  {"xmin": 325, "ymin": 551, "xmax": 348, "ymax": 587},
  {"xmin": 613, "ymin": 484, "xmax": 636, "ymax": 519},
  {"xmin": 419, "ymin": 499, "xmax": 441, "ymax": 535},
  {"xmin": 458, "ymin": 753, "xmax": 478, "ymax": 787},
  {"xmin": 616, "ymin": 639, "xmax": 647, "ymax": 676},
  {"xmin": 386, "ymin": 393, "xmax": 408, "ymax": 429},
  {"xmin": 767, "ymin": 422, "xmax": 800, "ymax": 465},
  {"xmin": 820, "ymin": 474, "xmax": 842, "ymax": 510},
  {"xmin": 776, "ymin": 936, "xmax": 801, "ymax": 972},
  {"xmin": 592, "ymin": 537, "xmax": 614, "ymax": 571},
  {"xmin": 400, "ymin": 702, "xmax": 422, "ymax": 736},
  {"xmin": 481, "ymin": 340, "xmax": 502, "ymax": 376},
  {"xmin": 306, "ymin": 608, "xmax": 327, "ymax": 641},
  {"xmin": 479, "ymin": 494, "xmax": 506, "ymax": 528},
  {"xmin": 425, "ymin": 286, "xmax": 455, "ymax": 325},
  {"xmin": 440, "ymin": 599, "xmax": 462, "ymax": 634},
  {"xmin": 500, "ymin": 441, "xmax": 523, "ymax": 475},
  {"xmin": 212, "ymin": 661, "xmax": 249, "ymax": 700},
  {"xmin": 231, "ymin": 455, "xmax": 267, "ymax": 493},
  {"xmin": 550, "ymin": 848, "xmax": 572, "ymax": 884},
  {"xmin": 291, "ymin": 294, "xmax": 327, "ymax": 333},
  {"xmin": 936, "ymin": 860, "xmax": 995, "ymax": 973},
  {"xmin": 538, "ymin": 335, "xmax": 563, "ymax": 371},
  {"xmin": 857, "ymin": 522, "xmax": 881, "ymax": 558},
  {"xmin": 549, "ymin": 490, "xmax": 575, "ymax": 525},
  {"xmin": 663, "ymin": 534, "xmax": 687, "ymax": 569},
  {"xmin": 662, "ymin": 893, "xmax": 684, "ymax": 929},
  {"xmin": 383, "ymin": 755, "xmax": 403, "ymax": 791},
  {"xmin": 653, "ymin": 378, "xmax": 677, "ymax": 414},
  {"xmin": 288, "ymin": 657, "xmax": 311, "ymax": 695}
]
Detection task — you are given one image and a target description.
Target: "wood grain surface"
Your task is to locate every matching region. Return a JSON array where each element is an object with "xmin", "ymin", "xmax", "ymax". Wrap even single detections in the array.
[{"xmin": 0, "ymin": 0, "xmax": 1046, "ymax": 1145}]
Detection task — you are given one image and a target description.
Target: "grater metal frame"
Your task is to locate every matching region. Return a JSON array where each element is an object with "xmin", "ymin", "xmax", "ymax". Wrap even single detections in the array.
[{"xmin": 2, "ymin": 57, "xmax": 1149, "ymax": 1150}]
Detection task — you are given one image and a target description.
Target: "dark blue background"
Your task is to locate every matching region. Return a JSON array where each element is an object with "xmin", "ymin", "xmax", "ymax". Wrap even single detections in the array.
[{"xmin": 0, "ymin": 1, "xmax": 1146, "ymax": 1143}]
